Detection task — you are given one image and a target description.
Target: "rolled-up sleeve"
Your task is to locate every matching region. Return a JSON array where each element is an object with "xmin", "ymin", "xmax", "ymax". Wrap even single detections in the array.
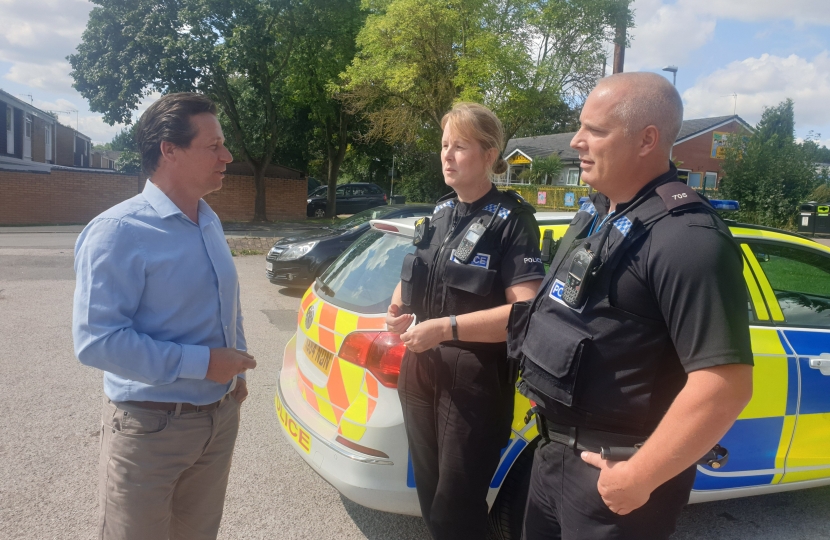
[{"xmin": 72, "ymin": 218, "xmax": 211, "ymax": 384}]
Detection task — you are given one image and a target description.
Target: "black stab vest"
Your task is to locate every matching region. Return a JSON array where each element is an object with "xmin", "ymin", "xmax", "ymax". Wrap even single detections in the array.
[
  {"xmin": 400, "ymin": 189, "xmax": 533, "ymax": 326},
  {"xmin": 513, "ymin": 180, "xmax": 721, "ymax": 435}
]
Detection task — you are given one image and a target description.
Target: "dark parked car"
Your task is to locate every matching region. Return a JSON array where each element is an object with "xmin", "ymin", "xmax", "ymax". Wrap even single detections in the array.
[
  {"xmin": 266, "ymin": 204, "xmax": 434, "ymax": 287},
  {"xmin": 307, "ymin": 183, "xmax": 387, "ymax": 218}
]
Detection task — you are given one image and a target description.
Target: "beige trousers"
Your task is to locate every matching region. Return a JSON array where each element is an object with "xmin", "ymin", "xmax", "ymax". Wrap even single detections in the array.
[{"xmin": 97, "ymin": 396, "xmax": 240, "ymax": 540}]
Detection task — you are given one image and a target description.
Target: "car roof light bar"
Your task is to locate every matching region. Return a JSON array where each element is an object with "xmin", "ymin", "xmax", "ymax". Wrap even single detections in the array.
[{"xmin": 709, "ymin": 200, "xmax": 740, "ymax": 211}]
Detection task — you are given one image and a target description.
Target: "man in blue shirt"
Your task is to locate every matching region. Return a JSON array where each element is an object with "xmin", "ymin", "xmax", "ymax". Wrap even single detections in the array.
[{"xmin": 73, "ymin": 93, "xmax": 256, "ymax": 540}]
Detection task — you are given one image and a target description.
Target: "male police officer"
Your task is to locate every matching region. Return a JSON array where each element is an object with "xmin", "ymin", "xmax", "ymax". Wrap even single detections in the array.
[{"xmin": 514, "ymin": 72, "xmax": 754, "ymax": 539}]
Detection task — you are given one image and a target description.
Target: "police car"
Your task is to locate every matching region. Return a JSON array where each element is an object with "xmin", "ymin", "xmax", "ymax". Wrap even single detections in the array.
[{"xmin": 275, "ymin": 208, "xmax": 830, "ymax": 538}]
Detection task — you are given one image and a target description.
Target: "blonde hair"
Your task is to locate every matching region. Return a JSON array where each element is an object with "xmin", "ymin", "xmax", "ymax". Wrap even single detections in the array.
[{"xmin": 441, "ymin": 102, "xmax": 508, "ymax": 176}]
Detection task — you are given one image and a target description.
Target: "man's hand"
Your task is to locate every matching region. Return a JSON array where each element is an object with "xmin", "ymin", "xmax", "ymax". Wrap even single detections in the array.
[
  {"xmin": 386, "ymin": 304, "xmax": 414, "ymax": 334},
  {"xmin": 206, "ymin": 348, "xmax": 256, "ymax": 384},
  {"xmin": 581, "ymin": 452, "xmax": 653, "ymax": 515},
  {"xmin": 400, "ymin": 318, "xmax": 449, "ymax": 353},
  {"xmin": 231, "ymin": 377, "xmax": 249, "ymax": 404}
]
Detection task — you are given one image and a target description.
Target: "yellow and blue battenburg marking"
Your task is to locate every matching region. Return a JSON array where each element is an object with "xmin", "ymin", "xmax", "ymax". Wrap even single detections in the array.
[{"xmin": 693, "ymin": 326, "xmax": 830, "ymax": 490}]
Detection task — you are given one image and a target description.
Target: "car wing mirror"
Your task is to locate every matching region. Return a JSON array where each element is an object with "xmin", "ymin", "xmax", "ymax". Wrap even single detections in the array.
[{"xmin": 755, "ymin": 252, "xmax": 770, "ymax": 263}]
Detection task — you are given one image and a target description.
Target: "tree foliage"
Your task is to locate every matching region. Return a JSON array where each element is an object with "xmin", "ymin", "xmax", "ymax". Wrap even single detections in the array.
[
  {"xmin": 69, "ymin": 0, "xmax": 303, "ymax": 221},
  {"xmin": 343, "ymin": 0, "xmax": 629, "ymax": 149},
  {"xmin": 518, "ymin": 155, "xmax": 563, "ymax": 184},
  {"xmin": 720, "ymin": 99, "xmax": 820, "ymax": 229},
  {"xmin": 290, "ymin": 0, "xmax": 365, "ymax": 217}
]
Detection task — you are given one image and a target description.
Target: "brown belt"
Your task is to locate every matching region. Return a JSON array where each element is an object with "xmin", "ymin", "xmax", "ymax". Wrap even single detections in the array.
[{"xmin": 121, "ymin": 394, "xmax": 228, "ymax": 413}]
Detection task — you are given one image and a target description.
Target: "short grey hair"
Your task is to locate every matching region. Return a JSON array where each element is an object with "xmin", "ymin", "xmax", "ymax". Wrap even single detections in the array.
[{"xmin": 596, "ymin": 72, "xmax": 684, "ymax": 150}]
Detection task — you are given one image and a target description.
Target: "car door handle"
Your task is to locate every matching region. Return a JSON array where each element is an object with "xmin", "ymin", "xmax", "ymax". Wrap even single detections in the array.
[{"xmin": 809, "ymin": 353, "xmax": 830, "ymax": 376}]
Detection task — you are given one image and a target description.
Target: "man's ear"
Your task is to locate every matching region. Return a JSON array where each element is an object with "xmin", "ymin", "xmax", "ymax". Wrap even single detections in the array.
[
  {"xmin": 638, "ymin": 125, "xmax": 660, "ymax": 158},
  {"xmin": 159, "ymin": 140, "xmax": 178, "ymax": 164}
]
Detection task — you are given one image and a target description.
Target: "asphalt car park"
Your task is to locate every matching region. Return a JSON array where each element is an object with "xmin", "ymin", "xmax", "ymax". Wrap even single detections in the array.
[{"xmin": 0, "ymin": 227, "xmax": 829, "ymax": 539}]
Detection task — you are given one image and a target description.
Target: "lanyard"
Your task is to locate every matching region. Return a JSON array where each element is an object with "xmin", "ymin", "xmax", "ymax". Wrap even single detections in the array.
[{"xmin": 588, "ymin": 211, "xmax": 616, "ymax": 237}]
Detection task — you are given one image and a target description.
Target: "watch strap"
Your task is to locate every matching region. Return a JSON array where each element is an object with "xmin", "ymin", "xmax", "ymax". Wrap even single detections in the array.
[{"xmin": 450, "ymin": 315, "xmax": 459, "ymax": 341}]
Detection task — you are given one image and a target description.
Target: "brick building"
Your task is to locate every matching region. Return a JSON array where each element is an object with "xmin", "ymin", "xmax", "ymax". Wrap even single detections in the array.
[
  {"xmin": 1, "ymin": 89, "xmax": 57, "ymax": 164},
  {"xmin": 671, "ymin": 115, "xmax": 753, "ymax": 189},
  {"xmin": 501, "ymin": 115, "xmax": 754, "ymax": 190}
]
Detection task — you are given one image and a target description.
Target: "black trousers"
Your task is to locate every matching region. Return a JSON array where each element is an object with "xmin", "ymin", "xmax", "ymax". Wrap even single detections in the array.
[
  {"xmin": 523, "ymin": 440, "xmax": 697, "ymax": 540},
  {"xmin": 398, "ymin": 344, "xmax": 515, "ymax": 540}
]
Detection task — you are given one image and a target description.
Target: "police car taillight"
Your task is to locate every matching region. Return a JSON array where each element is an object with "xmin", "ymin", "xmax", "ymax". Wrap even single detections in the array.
[
  {"xmin": 709, "ymin": 199, "xmax": 740, "ymax": 211},
  {"xmin": 339, "ymin": 331, "xmax": 406, "ymax": 388}
]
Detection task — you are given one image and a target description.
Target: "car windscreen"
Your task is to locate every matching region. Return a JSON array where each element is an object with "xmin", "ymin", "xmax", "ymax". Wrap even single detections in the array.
[
  {"xmin": 317, "ymin": 230, "xmax": 414, "ymax": 314},
  {"xmin": 310, "ymin": 186, "xmax": 327, "ymax": 197},
  {"xmin": 334, "ymin": 206, "xmax": 398, "ymax": 231}
]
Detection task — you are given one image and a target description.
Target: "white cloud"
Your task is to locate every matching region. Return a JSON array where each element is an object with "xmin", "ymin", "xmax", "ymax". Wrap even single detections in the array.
[
  {"xmin": 0, "ymin": 0, "xmax": 92, "ymax": 64},
  {"xmin": 627, "ymin": 0, "xmax": 717, "ymax": 71},
  {"xmin": 682, "ymin": 52, "xmax": 830, "ymax": 134},
  {"xmin": 689, "ymin": 0, "xmax": 830, "ymax": 26},
  {"xmin": 5, "ymin": 60, "xmax": 74, "ymax": 92},
  {"xmin": 627, "ymin": 0, "xmax": 830, "ymax": 71}
]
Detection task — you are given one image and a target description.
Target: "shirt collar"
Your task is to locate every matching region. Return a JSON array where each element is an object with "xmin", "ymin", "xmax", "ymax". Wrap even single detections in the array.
[
  {"xmin": 455, "ymin": 184, "xmax": 499, "ymax": 217},
  {"xmin": 593, "ymin": 162, "xmax": 679, "ymax": 215},
  {"xmin": 143, "ymin": 180, "xmax": 185, "ymax": 219}
]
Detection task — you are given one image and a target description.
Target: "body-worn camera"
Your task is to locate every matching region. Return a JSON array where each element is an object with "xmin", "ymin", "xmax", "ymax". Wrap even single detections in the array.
[
  {"xmin": 562, "ymin": 244, "xmax": 601, "ymax": 308},
  {"xmin": 413, "ymin": 216, "xmax": 431, "ymax": 247}
]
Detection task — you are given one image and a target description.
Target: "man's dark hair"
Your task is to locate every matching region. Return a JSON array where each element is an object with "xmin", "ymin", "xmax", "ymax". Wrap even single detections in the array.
[{"xmin": 135, "ymin": 92, "xmax": 218, "ymax": 175}]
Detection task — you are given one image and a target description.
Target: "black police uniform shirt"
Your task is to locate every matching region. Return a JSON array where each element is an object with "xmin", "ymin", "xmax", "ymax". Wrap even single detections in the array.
[
  {"xmin": 519, "ymin": 166, "xmax": 754, "ymax": 436},
  {"xmin": 400, "ymin": 185, "xmax": 545, "ymax": 336}
]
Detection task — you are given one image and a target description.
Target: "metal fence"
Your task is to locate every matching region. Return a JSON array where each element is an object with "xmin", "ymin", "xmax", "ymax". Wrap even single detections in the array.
[{"xmin": 498, "ymin": 185, "xmax": 591, "ymax": 211}]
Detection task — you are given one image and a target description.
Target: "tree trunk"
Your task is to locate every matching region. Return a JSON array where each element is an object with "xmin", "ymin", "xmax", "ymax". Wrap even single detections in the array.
[
  {"xmin": 324, "ymin": 111, "xmax": 350, "ymax": 218},
  {"xmin": 253, "ymin": 163, "xmax": 267, "ymax": 222}
]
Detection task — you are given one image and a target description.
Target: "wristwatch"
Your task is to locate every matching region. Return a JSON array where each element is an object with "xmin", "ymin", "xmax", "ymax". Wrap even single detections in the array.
[{"xmin": 449, "ymin": 315, "xmax": 459, "ymax": 341}]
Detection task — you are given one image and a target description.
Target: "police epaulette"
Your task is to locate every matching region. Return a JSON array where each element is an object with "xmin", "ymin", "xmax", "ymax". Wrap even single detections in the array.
[
  {"xmin": 655, "ymin": 182, "xmax": 706, "ymax": 213},
  {"xmin": 504, "ymin": 189, "xmax": 536, "ymax": 214}
]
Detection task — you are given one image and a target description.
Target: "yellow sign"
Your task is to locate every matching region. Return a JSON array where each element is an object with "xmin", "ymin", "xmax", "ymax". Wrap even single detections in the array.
[
  {"xmin": 711, "ymin": 132, "xmax": 730, "ymax": 159},
  {"xmin": 508, "ymin": 154, "xmax": 531, "ymax": 165}
]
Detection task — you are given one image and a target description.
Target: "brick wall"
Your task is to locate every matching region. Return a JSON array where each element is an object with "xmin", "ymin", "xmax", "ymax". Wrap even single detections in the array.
[
  {"xmin": 672, "ymin": 120, "xmax": 747, "ymax": 180},
  {"xmin": 0, "ymin": 168, "xmax": 306, "ymax": 225}
]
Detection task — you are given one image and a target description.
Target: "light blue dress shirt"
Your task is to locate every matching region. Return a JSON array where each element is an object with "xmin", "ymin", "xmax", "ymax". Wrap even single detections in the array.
[{"xmin": 73, "ymin": 180, "xmax": 246, "ymax": 405}]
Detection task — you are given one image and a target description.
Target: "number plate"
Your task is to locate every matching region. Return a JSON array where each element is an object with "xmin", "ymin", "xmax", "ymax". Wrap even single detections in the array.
[
  {"xmin": 266, "ymin": 262, "xmax": 273, "ymax": 271},
  {"xmin": 303, "ymin": 339, "xmax": 334, "ymax": 375},
  {"xmin": 275, "ymin": 393, "xmax": 311, "ymax": 453}
]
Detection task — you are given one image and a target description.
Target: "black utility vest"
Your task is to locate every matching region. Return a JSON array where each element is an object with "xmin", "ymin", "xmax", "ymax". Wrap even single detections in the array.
[
  {"xmin": 400, "ymin": 189, "xmax": 531, "ymax": 324},
  {"xmin": 514, "ymin": 180, "xmax": 719, "ymax": 436}
]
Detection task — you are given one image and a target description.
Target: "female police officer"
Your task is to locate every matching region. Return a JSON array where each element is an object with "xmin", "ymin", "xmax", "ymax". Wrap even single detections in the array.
[{"xmin": 385, "ymin": 103, "xmax": 545, "ymax": 539}]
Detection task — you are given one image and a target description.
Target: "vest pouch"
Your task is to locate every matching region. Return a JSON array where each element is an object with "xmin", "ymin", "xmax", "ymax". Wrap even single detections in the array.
[
  {"xmin": 400, "ymin": 253, "xmax": 426, "ymax": 308},
  {"xmin": 520, "ymin": 314, "xmax": 592, "ymax": 407},
  {"xmin": 506, "ymin": 300, "xmax": 532, "ymax": 361},
  {"xmin": 443, "ymin": 261, "xmax": 496, "ymax": 296}
]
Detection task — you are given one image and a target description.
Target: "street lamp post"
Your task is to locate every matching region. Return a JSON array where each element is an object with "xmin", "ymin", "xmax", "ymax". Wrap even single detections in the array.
[{"xmin": 662, "ymin": 65, "xmax": 678, "ymax": 86}]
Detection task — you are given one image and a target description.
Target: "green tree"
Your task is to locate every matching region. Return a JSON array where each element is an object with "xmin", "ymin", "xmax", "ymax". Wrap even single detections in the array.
[
  {"xmin": 291, "ymin": 0, "xmax": 366, "ymax": 217},
  {"xmin": 110, "ymin": 125, "xmax": 137, "ymax": 152},
  {"xmin": 343, "ymin": 0, "xmax": 628, "ymax": 149},
  {"xmin": 116, "ymin": 151, "xmax": 142, "ymax": 174},
  {"xmin": 720, "ymin": 99, "xmax": 820, "ymax": 229},
  {"xmin": 69, "ymin": 0, "xmax": 302, "ymax": 221},
  {"xmin": 518, "ymin": 155, "xmax": 563, "ymax": 185}
]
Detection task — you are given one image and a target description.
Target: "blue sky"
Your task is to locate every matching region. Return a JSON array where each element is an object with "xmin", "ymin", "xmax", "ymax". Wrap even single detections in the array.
[{"xmin": 1, "ymin": 0, "xmax": 829, "ymax": 147}]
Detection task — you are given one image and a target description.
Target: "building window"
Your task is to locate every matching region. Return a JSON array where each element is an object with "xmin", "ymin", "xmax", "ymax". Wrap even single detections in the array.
[
  {"xmin": 688, "ymin": 172, "xmax": 702, "ymax": 188},
  {"xmin": 704, "ymin": 172, "xmax": 718, "ymax": 189},
  {"xmin": 566, "ymin": 168, "xmax": 580, "ymax": 186},
  {"xmin": 677, "ymin": 169, "xmax": 691, "ymax": 184}
]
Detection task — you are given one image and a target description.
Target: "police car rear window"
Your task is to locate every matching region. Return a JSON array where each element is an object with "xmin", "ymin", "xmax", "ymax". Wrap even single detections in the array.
[{"xmin": 317, "ymin": 230, "xmax": 414, "ymax": 314}]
